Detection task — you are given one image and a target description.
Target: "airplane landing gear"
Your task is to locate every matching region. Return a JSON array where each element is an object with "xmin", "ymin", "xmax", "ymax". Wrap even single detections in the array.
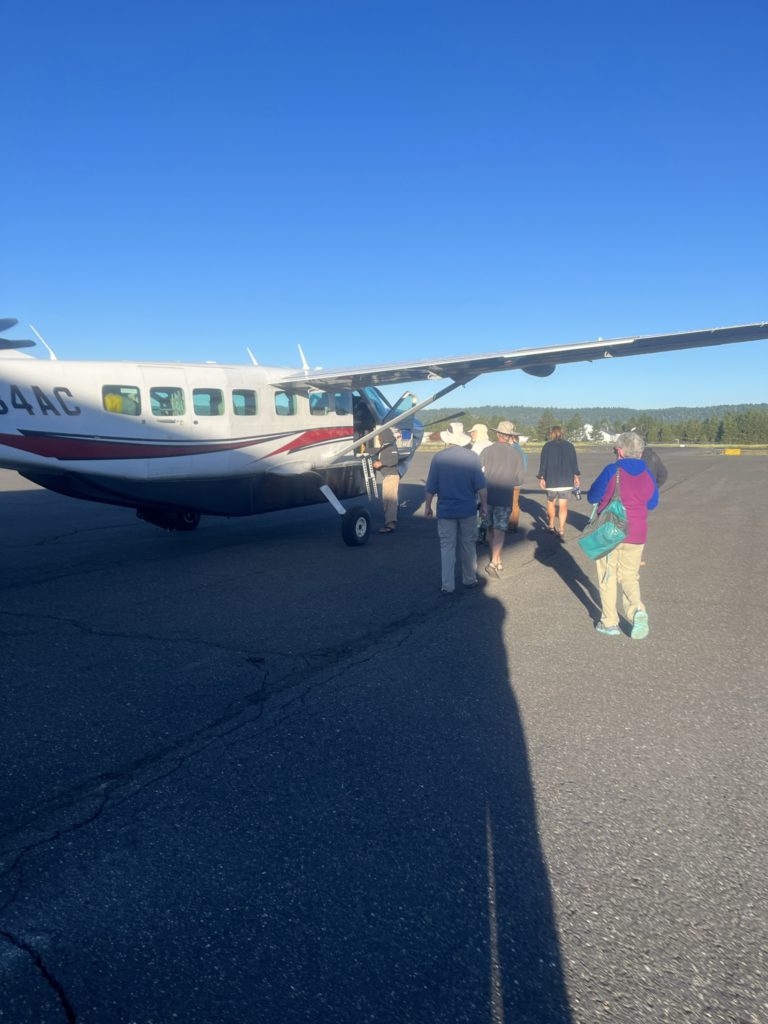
[
  {"xmin": 319, "ymin": 483, "xmax": 371, "ymax": 546},
  {"xmin": 137, "ymin": 508, "xmax": 201, "ymax": 531},
  {"xmin": 341, "ymin": 506, "xmax": 371, "ymax": 546},
  {"xmin": 176, "ymin": 510, "xmax": 201, "ymax": 531}
]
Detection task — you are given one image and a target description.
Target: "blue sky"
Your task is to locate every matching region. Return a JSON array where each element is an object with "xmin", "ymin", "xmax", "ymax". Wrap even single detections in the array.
[{"xmin": 3, "ymin": 0, "xmax": 767, "ymax": 408}]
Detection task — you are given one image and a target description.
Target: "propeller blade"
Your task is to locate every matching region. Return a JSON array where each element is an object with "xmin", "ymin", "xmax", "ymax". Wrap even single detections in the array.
[
  {"xmin": 0, "ymin": 338, "xmax": 36, "ymax": 349},
  {"xmin": 425, "ymin": 410, "xmax": 466, "ymax": 427},
  {"xmin": 0, "ymin": 318, "xmax": 20, "ymax": 333}
]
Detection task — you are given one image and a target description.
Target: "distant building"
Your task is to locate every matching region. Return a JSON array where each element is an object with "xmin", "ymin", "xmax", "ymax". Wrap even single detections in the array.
[{"xmin": 583, "ymin": 423, "xmax": 618, "ymax": 443}]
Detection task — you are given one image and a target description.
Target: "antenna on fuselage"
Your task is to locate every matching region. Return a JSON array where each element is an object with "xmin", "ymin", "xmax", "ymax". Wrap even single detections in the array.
[
  {"xmin": 246, "ymin": 347, "xmax": 259, "ymax": 366},
  {"xmin": 29, "ymin": 324, "xmax": 58, "ymax": 360},
  {"xmin": 298, "ymin": 344, "xmax": 310, "ymax": 372}
]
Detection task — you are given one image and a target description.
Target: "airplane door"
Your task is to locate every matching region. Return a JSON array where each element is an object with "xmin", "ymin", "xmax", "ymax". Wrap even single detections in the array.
[{"xmin": 384, "ymin": 390, "xmax": 420, "ymax": 448}]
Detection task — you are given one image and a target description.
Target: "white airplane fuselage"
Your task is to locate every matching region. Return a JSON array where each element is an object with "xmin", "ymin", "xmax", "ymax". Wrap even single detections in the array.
[
  {"xmin": 0, "ymin": 357, "xmax": 401, "ymax": 523},
  {"xmin": 3, "ymin": 316, "xmax": 767, "ymax": 534}
]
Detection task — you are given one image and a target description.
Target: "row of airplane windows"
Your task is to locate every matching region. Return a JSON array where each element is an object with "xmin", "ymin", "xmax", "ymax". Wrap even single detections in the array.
[{"xmin": 101, "ymin": 385, "xmax": 354, "ymax": 419}]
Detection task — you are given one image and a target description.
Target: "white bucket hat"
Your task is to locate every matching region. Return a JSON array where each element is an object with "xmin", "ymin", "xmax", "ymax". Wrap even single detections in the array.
[{"xmin": 440, "ymin": 421, "xmax": 472, "ymax": 446}]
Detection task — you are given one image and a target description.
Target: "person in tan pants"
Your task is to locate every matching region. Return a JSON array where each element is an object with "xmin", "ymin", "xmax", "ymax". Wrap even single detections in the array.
[{"xmin": 372, "ymin": 427, "xmax": 400, "ymax": 533}]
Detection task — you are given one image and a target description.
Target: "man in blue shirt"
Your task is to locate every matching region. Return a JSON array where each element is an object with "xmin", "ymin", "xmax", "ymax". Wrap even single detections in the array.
[{"xmin": 424, "ymin": 423, "xmax": 488, "ymax": 594}]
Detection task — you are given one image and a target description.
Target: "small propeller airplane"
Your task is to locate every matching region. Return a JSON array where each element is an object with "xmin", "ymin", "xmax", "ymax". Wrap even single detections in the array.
[{"xmin": 1, "ymin": 316, "xmax": 766, "ymax": 544}]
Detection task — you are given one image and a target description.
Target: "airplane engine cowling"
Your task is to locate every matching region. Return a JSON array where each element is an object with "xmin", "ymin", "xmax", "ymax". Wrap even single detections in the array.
[{"xmin": 522, "ymin": 363, "xmax": 556, "ymax": 377}]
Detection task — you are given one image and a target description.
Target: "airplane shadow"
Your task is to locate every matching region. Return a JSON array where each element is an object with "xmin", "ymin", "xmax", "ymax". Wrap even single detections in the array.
[{"xmin": 0, "ymin": 499, "xmax": 575, "ymax": 1023}]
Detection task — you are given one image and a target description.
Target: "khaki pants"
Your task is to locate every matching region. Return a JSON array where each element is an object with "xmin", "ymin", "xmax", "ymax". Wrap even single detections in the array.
[
  {"xmin": 437, "ymin": 516, "xmax": 478, "ymax": 591},
  {"xmin": 596, "ymin": 542, "xmax": 645, "ymax": 628},
  {"xmin": 381, "ymin": 473, "xmax": 400, "ymax": 526}
]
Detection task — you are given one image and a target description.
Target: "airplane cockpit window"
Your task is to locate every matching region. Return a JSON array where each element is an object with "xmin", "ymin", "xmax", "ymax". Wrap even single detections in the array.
[
  {"xmin": 150, "ymin": 387, "xmax": 185, "ymax": 417},
  {"xmin": 274, "ymin": 391, "xmax": 296, "ymax": 416},
  {"xmin": 102, "ymin": 385, "xmax": 141, "ymax": 416},
  {"xmin": 309, "ymin": 391, "xmax": 329, "ymax": 416},
  {"xmin": 334, "ymin": 392, "xmax": 353, "ymax": 416},
  {"xmin": 232, "ymin": 389, "xmax": 258, "ymax": 416},
  {"xmin": 193, "ymin": 388, "xmax": 224, "ymax": 416}
]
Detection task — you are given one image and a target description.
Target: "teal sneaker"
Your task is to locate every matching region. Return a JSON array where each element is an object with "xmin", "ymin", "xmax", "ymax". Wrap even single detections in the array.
[
  {"xmin": 631, "ymin": 610, "xmax": 649, "ymax": 640},
  {"xmin": 595, "ymin": 622, "xmax": 621, "ymax": 637}
]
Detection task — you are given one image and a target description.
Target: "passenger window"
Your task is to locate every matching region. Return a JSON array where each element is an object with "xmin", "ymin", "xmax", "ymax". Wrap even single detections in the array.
[
  {"xmin": 150, "ymin": 387, "xmax": 185, "ymax": 417},
  {"xmin": 193, "ymin": 388, "xmax": 224, "ymax": 416},
  {"xmin": 232, "ymin": 389, "xmax": 258, "ymax": 416},
  {"xmin": 102, "ymin": 385, "xmax": 141, "ymax": 416},
  {"xmin": 334, "ymin": 392, "xmax": 353, "ymax": 416},
  {"xmin": 274, "ymin": 391, "xmax": 296, "ymax": 416},
  {"xmin": 309, "ymin": 392, "xmax": 329, "ymax": 416}
]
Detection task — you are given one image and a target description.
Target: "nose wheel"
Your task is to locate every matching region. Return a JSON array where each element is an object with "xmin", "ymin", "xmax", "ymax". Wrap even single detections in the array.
[{"xmin": 341, "ymin": 506, "xmax": 371, "ymax": 546}]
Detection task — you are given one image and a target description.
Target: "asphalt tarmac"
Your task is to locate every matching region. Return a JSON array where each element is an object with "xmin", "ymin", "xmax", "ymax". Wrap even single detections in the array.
[{"xmin": 0, "ymin": 449, "xmax": 765, "ymax": 1024}]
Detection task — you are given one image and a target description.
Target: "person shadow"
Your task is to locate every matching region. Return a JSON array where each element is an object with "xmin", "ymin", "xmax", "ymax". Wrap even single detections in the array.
[
  {"xmin": 520, "ymin": 493, "xmax": 602, "ymax": 624},
  {"xmin": 0, "ymin": 491, "xmax": 575, "ymax": 1023},
  {"xmin": 197, "ymin": 552, "xmax": 576, "ymax": 1023}
]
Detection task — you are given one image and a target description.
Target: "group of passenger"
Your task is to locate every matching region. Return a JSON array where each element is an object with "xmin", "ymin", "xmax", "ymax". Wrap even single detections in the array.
[{"xmin": 382, "ymin": 421, "xmax": 664, "ymax": 640}]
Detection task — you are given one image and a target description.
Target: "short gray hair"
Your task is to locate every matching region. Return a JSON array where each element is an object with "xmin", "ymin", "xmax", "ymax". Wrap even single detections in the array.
[{"xmin": 616, "ymin": 431, "xmax": 645, "ymax": 457}]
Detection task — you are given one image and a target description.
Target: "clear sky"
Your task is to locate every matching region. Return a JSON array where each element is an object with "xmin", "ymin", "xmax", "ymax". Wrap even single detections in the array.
[{"xmin": 3, "ymin": 0, "xmax": 767, "ymax": 409}]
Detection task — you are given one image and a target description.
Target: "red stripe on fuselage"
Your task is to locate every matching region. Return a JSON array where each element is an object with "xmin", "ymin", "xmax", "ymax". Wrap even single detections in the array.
[
  {"xmin": 0, "ymin": 427, "xmax": 353, "ymax": 461},
  {"xmin": 267, "ymin": 428, "xmax": 355, "ymax": 457}
]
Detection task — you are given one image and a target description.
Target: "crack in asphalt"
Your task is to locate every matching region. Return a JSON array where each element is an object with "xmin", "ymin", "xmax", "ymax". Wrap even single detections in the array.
[
  {"xmin": 0, "ymin": 605, "xmax": 427, "ymax": 860},
  {"xmin": 0, "ymin": 607, "xmax": 262, "ymax": 656},
  {"xmin": 0, "ymin": 615, "xmax": 426, "ymax": 1020},
  {"xmin": 0, "ymin": 926, "xmax": 77, "ymax": 1022},
  {"xmin": 0, "ymin": 561, "xmax": 463, "ymax": 1020}
]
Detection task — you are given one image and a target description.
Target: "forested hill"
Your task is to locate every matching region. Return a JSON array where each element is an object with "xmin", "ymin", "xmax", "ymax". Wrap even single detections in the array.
[
  {"xmin": 421, "ymin": 404, "xmax": 768, "ymax": 444},
  {"xmin": 422, "ymin": 404, "xmax": 768, "ymax": 426}
]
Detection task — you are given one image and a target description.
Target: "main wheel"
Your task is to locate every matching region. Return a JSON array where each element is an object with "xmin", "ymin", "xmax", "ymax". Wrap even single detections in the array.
[
  {"xmin": 176, "ymin": 511, "xmax": 201, "ymax": 531},
  {"xmin": 341, "ymin": 506, "xmax": 371, "ymax": 546}
]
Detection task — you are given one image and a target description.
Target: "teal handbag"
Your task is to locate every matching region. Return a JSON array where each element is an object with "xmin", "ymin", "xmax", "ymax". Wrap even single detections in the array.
[{"xmin": 578, "ymin": 468, "xmax": 628, "ymax": 559}]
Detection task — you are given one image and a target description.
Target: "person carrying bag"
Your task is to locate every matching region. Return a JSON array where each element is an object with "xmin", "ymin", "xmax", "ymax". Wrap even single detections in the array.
[
  {"xmin": 582, "ymin": 432, "xmax": 659, "ymax": 639},
  {"xmin": 578, "ymin": 468, "xmax": 627, "ymax": 559}
]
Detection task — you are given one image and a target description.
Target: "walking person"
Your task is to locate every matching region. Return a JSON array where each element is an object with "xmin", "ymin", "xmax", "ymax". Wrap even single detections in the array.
[
  {"xmin": 537, "ymin": 425, "xmax": 580, "ymax": 537},
  {"xmin": 587, "ymin": 431, "xmax": 659, "ymax": 639},
  {"xmin": 629, "ymin": 426, "xmax": 668, "ymax": 487},
  {"xmin": 469, "ymin": 423, "xmax": 492, "ymax": 455},
  {"xmin": 372, "ymin": 427, "xmax": 400, "ymax": 533},
  {"xmin": 424, "ymin": 423, "xmax": 488, "ymax": 594},
  {"xmin": 481, "ymin": 420, "xmax": 526, "ymax": 577},
  {"xmin": 641, "ymin": 443, "xmax": 668, "ymax": 487}
]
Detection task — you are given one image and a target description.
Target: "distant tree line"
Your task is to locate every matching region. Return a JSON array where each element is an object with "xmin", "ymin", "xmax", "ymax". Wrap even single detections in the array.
[{"xmin": 423, "ymin": 404, "xmax": 768, "ymax": 444}]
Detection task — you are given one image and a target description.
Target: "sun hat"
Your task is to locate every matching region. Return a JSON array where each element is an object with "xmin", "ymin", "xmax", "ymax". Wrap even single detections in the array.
[
  {"xmin": 493, "ymin": 420, "xmax": 516, "ymax": 436},
  {"xmin": 440, "ymin": 421, "xmax": 472, "ymax": 446}
]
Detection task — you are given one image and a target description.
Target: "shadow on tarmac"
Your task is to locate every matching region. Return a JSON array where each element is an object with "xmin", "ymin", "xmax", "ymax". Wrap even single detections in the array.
[
  {"xmin": 129, "ymin": 578, "xmax": 576, "ymax": 1022},
  {"xmin": 0, "ymin": 506, "xmax": 574, "ymax": 1023},
  {"xmin": 518, "ymin": 491, "xmax": 602, "ymax": 624}
]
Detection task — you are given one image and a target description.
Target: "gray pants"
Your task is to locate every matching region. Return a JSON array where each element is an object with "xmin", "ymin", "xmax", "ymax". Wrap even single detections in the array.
[{"xmin": 437, "ymin": 516, "xmax": 478, "ymax": 592}]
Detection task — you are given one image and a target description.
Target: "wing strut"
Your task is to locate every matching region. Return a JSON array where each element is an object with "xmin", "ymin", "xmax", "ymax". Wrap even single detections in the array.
[{"xmin": 335, "ymin": 377, "xmax": 473, "ymax": 458}]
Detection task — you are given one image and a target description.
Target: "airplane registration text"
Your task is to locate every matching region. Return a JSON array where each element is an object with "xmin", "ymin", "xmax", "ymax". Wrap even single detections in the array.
[{"xmin": 0, "ymin": 385, "xmax": 81, "ymax": 416}]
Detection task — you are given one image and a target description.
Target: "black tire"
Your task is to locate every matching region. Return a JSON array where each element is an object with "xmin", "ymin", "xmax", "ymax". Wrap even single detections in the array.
[
  {"xmin": 341, "ymin": 506, "xmax": 371, "ymax": 546},
  {"xmin": 176, "ymin": 511, "xmax": 201, "ymax": 531}
]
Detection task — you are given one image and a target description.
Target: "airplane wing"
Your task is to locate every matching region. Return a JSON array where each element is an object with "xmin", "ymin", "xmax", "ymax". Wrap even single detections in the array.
[{"xmin": 271, "ymin": 321, "xmax": 768, "ymax": 391}]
